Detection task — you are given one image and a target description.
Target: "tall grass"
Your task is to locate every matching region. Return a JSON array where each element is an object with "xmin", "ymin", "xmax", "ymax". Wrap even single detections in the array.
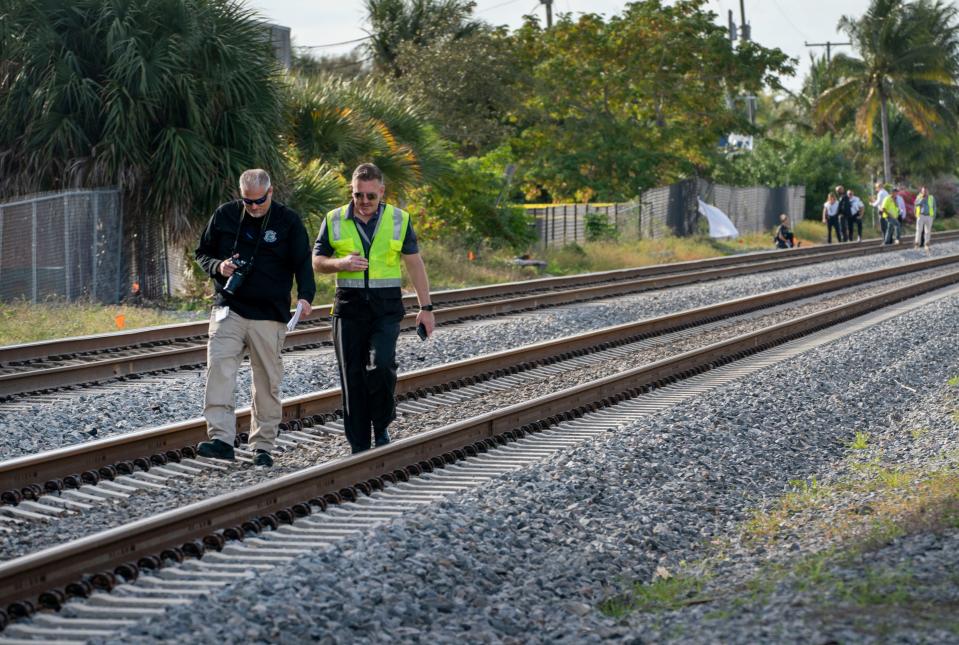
[{"xmin": 0, "ymin": 301, "xmax": 194, "ymax": 346}]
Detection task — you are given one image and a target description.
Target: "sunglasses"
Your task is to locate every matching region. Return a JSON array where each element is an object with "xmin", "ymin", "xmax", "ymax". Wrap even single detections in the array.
[
  {"xmin": 353, "ymin": 192, "xmax": 379, "ymax": 201},
  {"xmin": 241, "ymin": 192, "xmax": 270, "ymax": 206}
]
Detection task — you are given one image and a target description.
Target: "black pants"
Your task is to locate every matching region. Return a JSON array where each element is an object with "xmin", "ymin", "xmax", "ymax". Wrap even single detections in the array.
[
  {"xmin": 332, "ymin": 312, "xmax": 403, "ymax": 453},
  {"xmin": 846, "ymin": 215, "xmax": 862, "ymax": 241},
  {"xmin": 826, "ymin": 216, "xmax": 843, "ymax": 243}
]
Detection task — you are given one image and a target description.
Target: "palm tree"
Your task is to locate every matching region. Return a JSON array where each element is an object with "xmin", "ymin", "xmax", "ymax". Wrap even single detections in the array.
[
  {"xmin": 363, "ymin": 0, "xmax": 482, "ymax": 77},
  {"xmin": 0, "ymin": 0, "xmax": 286, "ymax": 297},
  {"xmin": 285, "ymin": 76, "xmax": 453, "ymax": 201},
  {"xmin": 816, "ymin": 0, "xmax": 959, "ymax": 182}
]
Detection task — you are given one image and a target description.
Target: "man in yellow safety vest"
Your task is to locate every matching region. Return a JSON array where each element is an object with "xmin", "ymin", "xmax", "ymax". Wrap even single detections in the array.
[
  {"xmin": 880, "ymin": 191, "xmax": 901, "ymax": 246},
  {"xmin": 312, "ymin": 163, "xmax": 436, "ymax": 454},
  {"xmin": 914, "ymin": 185, "xmax": 936, "ymax": 252}
]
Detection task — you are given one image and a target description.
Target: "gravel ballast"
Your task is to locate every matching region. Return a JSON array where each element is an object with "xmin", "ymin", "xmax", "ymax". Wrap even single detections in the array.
[
  {"xmin": 100, "ymin": 282, "xmax": 959, "ymax": 642},
  {"xmin": 2, "ymin": 276, "xmax": 924, "ymax": 561},
  {"xmin": 2, "ymin": 244, "xmax": 957, "ymax": 462}
]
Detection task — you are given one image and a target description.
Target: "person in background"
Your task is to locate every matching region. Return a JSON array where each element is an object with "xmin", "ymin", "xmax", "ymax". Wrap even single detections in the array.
[
  {"xmin": 194, "ymin": 169, "xmax": 315, "ymax": 468},
  {"xmin": 881, "ymin": 190, "xmax": 901, "ymax": 245},
  {"xmin": 312, "ymin": 163, "xmax": 436, "ymax": 455},
  {"xmin": 774, "ymin": 213, "xmax": 795, "ymax": 249},
  {"xmin": 872, "ymin": 182, "xmax": 890, "ymax": 240},
  {"xmin": 894, "ymin": 184, "xmax": 907, "ymax": 244},
  {"xmin": 836, "ymin": 185, "xmax": 852, "ymax": 242},
  {"xmin": 847, "ymin": 189, "xmax": 864, "ymax": 242},
  {"xmin": 914, "ymin": 185, "xmax": 936, "ymax": 252},
  {"xmin": 822, "ymin": 192, "xmax": 842, "ymax": 244}
]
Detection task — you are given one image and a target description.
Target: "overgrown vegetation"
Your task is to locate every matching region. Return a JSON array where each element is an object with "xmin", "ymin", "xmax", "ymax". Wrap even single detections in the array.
[{"xmin": 3, "ymin": 0, "xmax": 959, "ymax": 306}]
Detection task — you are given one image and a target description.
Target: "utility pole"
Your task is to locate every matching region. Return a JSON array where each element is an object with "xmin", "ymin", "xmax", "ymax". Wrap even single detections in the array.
[
  {"xmin": 739, "ymin": 0, "xmax": 750, "ymax": 42},
  {"xmin": 737, "ymin": 1, "xmax": 755, "ymax": 125},
  {"xmin": 540, "ymin": 0, "xmax": 553, "ymax": 28},
  {"xmin": 804, "ymin": 40, "xmax": 851, "ymax": 63}
]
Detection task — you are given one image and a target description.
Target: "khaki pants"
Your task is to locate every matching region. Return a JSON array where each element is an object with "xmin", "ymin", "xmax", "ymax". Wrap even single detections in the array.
[
  {"xmin": 915, "ymin": 215, "xmax": 933, "ymax": 248},
  {"xmin": 204, "ymin": 309, "xmax": 286, "ymax": 452}
]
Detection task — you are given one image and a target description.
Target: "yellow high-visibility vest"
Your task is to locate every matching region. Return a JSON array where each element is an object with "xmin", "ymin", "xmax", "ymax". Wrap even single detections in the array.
[
  {"xmin": 880, "ymin": 195, "xmax": 898, "ymax": 220},
  {"xmin": 325, "ymin": 203, "xmax": 409, "ymax": 288},
  {"xmin": 914, "ymin": 195, "xmax": 936, "ymax": 219}
]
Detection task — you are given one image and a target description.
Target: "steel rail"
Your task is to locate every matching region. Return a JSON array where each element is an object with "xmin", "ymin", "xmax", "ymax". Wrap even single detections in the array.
[
  {"xmin": 3, "ymin": 252, "xmax": 958, "ymax": 499},
  {"xmin": 2, "ymin": 232, "xmax": 948, "ymax": 367},
  {"xmin": 3, "ymin": 259, "xmax": 959, "ymax": 614},
  {"xmin": 0, "ymin": 239, "xmax": 946, "ymax": 399}
]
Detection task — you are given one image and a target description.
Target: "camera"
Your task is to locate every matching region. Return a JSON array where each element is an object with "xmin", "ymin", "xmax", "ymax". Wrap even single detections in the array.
[{"xmin": 223, "ymin": 258, "xmax": 251, "ymax": 295}]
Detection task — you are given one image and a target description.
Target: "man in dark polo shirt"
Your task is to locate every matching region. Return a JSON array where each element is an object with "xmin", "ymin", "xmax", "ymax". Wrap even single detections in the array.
[
  {"xmin": 312, "ymin": 163, "xmax": 435, "ymax": 454},
  {"xmin": 194, "ymin": 169, "xmax": 315, "ymax": 467}
]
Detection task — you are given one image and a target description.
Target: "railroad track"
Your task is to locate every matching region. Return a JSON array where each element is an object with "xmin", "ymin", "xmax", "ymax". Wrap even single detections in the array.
[
  {"xmin": 2, "ymin": 252, "xmax": 958, "ymax": 638},
  {"xmin": 2, "ymin": 252, "xmax": 957, "ymax": 508},
  {"xmin": 1, "ymin": 235, "xmax": 950, "ymax": 400}
]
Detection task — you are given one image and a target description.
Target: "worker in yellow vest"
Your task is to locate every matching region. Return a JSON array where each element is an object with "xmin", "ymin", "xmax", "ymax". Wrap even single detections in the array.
[
  {"xmin": 914, "ymin": 186, "xmax": 936, "ymax": 252},
  {"xmin": 880, "ymin": 192, "xmax": 900, "ymax": 245},
  {"xmin": 312, "ymin": 163, "xmax": 435, "ymax": 454}
]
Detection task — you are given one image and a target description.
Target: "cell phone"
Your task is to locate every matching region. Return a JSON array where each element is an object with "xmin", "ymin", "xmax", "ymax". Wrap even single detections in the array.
[{"xmin": 416, "ymin": 322, "xmax": 429, "ymax": 341}]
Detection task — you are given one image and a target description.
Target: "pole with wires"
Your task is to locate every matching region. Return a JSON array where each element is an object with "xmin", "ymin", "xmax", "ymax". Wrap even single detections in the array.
[{"xmin": 540, "ymin": 0, "xmax": 553, "ymax": 28}]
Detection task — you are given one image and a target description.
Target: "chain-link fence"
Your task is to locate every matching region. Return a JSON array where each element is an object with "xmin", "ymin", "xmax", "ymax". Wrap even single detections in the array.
[
  {"xmin": 526, "ymin": 203, "xmax": 643, "ymax": 248},
  {"xmin": 0, "ymin": 189, "xmax": 125, "ymax": 303},
  {"xmin": 531, "ymin": 180, "xmax": 806, "ymax": 247}
]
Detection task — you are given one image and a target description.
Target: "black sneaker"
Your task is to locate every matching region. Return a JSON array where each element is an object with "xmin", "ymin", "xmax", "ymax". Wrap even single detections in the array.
[
  {"xmin": 374, "ymin": 428, "xmax": 391, "ymax": 447},
  {"xmin": 196, "ymin": 439, "xmax": 235, "ymax": 460},
  {"xmin": 253, "ymin": 450, "xmax": 273, "ymax": 468}
]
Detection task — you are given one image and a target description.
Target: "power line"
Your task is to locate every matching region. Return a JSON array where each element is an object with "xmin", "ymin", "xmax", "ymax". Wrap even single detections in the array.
[
  {"xmin": 294, "ymin": 35, "xmax": 371, "ymax": 50},
  {"xmin": 477, "ymin": 0, "xmax": 526, "ymax": 13},
  {"xmin": 769, "ymin": 0, "xmax": 809, "ymax": 41}
]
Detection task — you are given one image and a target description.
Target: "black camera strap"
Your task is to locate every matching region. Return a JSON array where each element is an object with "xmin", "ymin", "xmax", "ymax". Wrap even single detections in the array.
[{"xmin": 230, "ymin": 203, "xmax": 272, "ymax": 266}]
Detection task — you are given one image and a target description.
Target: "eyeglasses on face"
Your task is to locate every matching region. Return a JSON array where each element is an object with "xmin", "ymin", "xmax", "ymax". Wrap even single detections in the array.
[
  {"xmin": 241, "ymin": 191, "xmax": 270, "ymax": 206},
  {"xmin": 353, "ymin": 192, "xmax": 379, "ymax": 202}
]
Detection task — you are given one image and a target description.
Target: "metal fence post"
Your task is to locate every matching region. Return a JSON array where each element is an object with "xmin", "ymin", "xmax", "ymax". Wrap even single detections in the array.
[
  {"xmin": 562, "ymin": 205, "xmax": 567, "ymax": 245},
  {"xmin": 92, "ymin": 191, "xmax": 99, "ymax": 300},
  {"xmin": 32, "ymin": 201, "xmax": 38, "ymax": 303},
  {"xmin": 64, "ymin": 195, "xmax": 71, "ymax": 300},
  {"xmin": 550, "ymin": 207, "xmax": 556, "ymax": 248},
  {"xmin": 0, "ymin": 205, "xmax": 4, "ymax": 287},
  {"xmin": 115, "ymin": 191, "xmax": 124, "ymax": 304}
]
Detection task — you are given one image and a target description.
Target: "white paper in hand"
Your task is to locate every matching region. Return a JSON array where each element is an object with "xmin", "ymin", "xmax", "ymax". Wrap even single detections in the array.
[{"xmin": 287, "ymin": 301, "xmax": 305, "ymax": 332}]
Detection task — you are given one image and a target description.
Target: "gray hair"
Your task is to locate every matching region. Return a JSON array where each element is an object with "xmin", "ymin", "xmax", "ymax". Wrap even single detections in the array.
[
  {"xmin": 239, "ymin": 169, "xmax": 271, "ymax": 192},
  {"xmin": 352, "ymin": 163, "xmax": 384, "ymax": 184}
]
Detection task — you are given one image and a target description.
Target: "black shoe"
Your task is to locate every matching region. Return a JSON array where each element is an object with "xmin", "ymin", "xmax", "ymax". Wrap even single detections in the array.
[
  {"xmin": 253, "ymin": 449, "xmax": 273, "ymax": 468},
  {"xmin": 374, "ymin": 428, "xmax": 391, "ymax": 447},
  {"xmin": 197, "ymin": 439, "xmax": 235, "ymax": 460}
]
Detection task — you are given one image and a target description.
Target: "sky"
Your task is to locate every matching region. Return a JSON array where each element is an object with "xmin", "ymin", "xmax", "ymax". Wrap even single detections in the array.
[{"xmin": 247, "ymin": 0, "xmax": 873, "ymax": 93}]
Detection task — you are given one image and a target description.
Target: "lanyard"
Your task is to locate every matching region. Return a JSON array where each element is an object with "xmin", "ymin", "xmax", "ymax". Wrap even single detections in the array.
[{"xmin": 231, "ymin": 204, "xmax": 272, "ymax": 264}]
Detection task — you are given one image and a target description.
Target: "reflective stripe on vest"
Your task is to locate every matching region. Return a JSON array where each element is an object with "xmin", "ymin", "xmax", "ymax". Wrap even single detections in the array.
[{"xmin": 325, "ymin": 203, "xmax": 409, "ymax": 289}]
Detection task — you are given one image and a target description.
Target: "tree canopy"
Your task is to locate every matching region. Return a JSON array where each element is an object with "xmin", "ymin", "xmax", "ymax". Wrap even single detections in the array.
[
  {"xmin": 0, "ymin": 0, "xmax": 285, "ymax": 241},
  {"xmin": 509, "ymin": 0, "xmax": 793, "ymax": 202},
  {"xmin": 816, "ymin": 0, "xmax": 959, "ymax": 182}
]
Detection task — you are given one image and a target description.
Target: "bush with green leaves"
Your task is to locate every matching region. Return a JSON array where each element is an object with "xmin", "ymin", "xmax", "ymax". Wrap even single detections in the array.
[
  {"xmin": 585, "ymin": 212, "xmax": 619, "ymax": 241},
  {"xmin": 714, "ymin": 132, "xmax": 862, "ymax": 219},
  {"xmin": 406, "ymin": 154, "xmax": 533, "ymax": 250}
]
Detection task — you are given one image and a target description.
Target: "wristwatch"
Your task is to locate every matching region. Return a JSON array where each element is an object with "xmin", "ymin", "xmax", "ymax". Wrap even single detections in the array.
[{"xmin": 419, "ymin": 304, "xmax": 435, "ymax": 311}]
